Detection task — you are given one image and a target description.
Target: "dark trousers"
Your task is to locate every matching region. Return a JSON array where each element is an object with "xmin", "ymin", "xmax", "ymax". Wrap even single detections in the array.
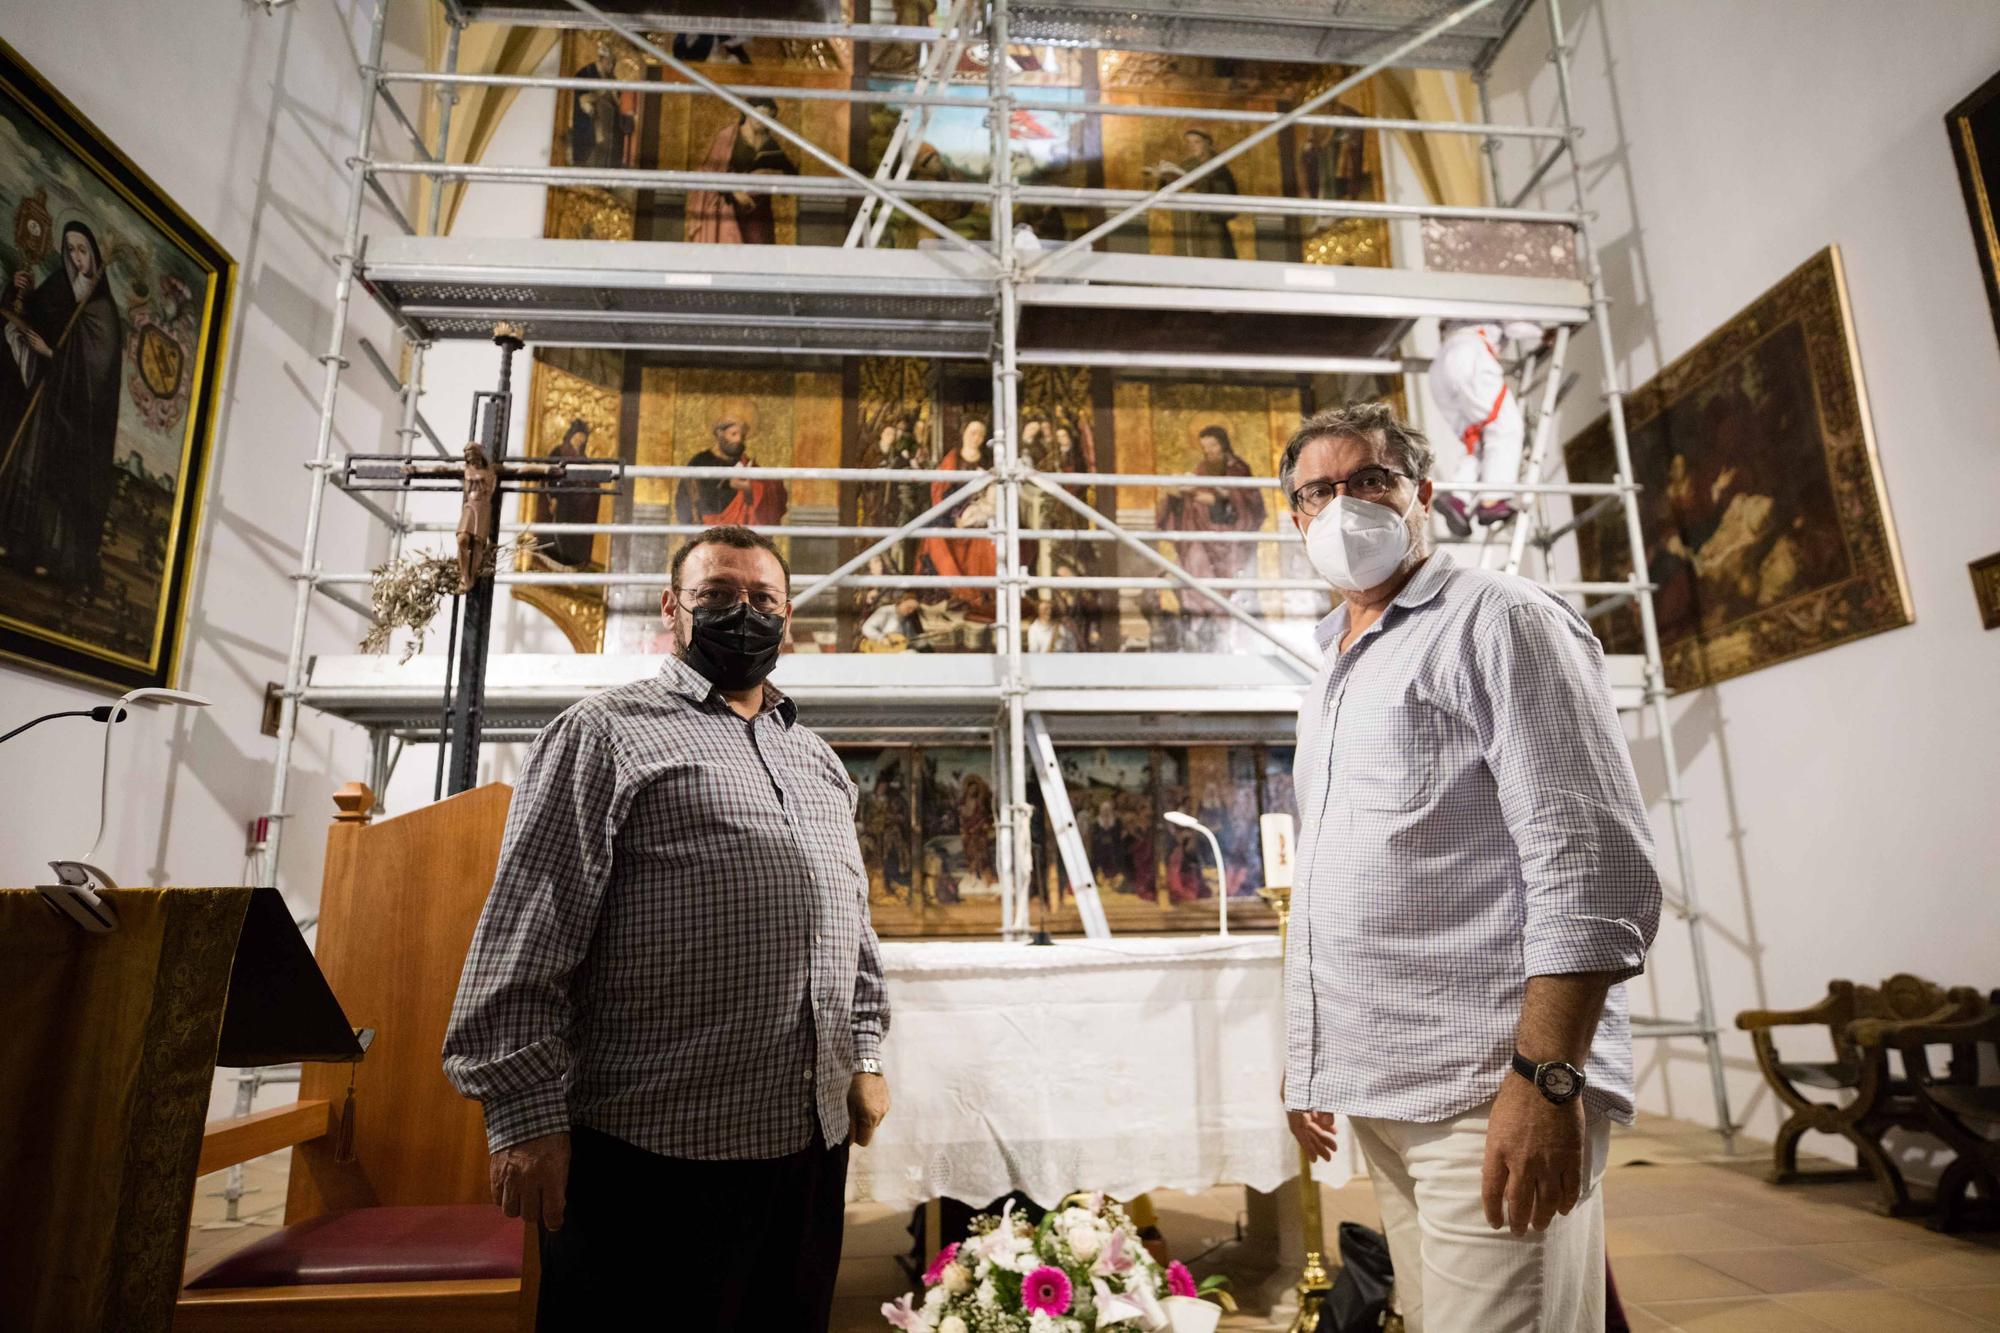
[{"xmin": 537, "ymin": 1125, "xmax": 850, "ymax": 1332}]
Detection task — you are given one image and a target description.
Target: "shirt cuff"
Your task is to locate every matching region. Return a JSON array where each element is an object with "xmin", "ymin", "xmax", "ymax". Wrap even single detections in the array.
[
  {"xmin": 480, "ymin": 1081, "xmax": 571, "ymax": 1154},
  {"xmin": 852, "ymin": 1027, "xmax": 884, "ymax": 1065},
  {"xmin": 1523, "ymin": 913, "xmax": 1649, "ymax": 983}
]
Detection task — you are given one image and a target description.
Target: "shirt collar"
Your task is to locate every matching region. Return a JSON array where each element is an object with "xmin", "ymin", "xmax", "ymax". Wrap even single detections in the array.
[
  {"xmin": 657, "ymin": 654, "xmax": 797, "ymax": 725},
  {"xmin": 1312, "ymin": 549, "xmax": 1457, "ymax": 650}
]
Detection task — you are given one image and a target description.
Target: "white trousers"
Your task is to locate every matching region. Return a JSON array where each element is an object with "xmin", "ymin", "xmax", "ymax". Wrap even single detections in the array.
[{"xmin": 1349, "ymin": 1101, "xmax": 1610, "ymax": 1333}]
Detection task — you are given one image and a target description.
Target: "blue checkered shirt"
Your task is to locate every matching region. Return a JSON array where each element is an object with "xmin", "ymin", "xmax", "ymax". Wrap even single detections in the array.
[
  {"xmin": 442, "ymin": 655, "xmax": 889, "ymax": 1159},
  {"xmin": 1283, "ymin": 551, "xmax": 1661, "ymax": 1124}
]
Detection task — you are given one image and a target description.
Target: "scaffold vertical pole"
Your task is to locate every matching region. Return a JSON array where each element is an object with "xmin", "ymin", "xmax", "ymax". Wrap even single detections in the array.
[
  {"xmin": 1542, "ymin": 0, "xmax": 1734, "ymax": 1147},
  {"xmin": 991, "ymin": 0, "xmax": 1032, "ymax": 940},
  {"xmin": 1504, "ymin": 324, "xmax": 1569, "ymax": 576},
  {"xmin": 387, "ymin": 340, "xmax": 428, "ymax": 568},
  {"xmin": 429, "ymin": 15, "xmax": 462, "ymax": 237},
  {"xmin": 262, "ymin": 0, "xmax": 389, "ymax": 889}
]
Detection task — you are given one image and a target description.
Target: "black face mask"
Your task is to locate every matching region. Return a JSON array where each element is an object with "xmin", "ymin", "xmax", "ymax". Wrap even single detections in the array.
[{"xmin": 681, "ymin": 601, "xmax": 786, "ymax": 692}]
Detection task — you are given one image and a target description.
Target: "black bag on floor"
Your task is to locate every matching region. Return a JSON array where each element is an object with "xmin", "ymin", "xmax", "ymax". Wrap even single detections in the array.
[{"xmin": 1321, "ymin": 1221, "xmax": 1394, "ymax": 1332}]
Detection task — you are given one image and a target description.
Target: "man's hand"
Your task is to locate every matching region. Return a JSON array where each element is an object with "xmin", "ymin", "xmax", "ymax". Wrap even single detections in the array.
[
  {"xmin": 1482, "ymin": 1075, "xmax": 1584, "ymax": 1235},
  {"xmin": 848, "ymin": 1072, "xmax": 889, "ymax": 1147},
  {"xmin": 489, "ymin": 1131, "xmax": 571, "ymax": 1231},
  {"xmin": 1287, "ymin": 1109, "xmax": 1338, "ymax": 1162}
]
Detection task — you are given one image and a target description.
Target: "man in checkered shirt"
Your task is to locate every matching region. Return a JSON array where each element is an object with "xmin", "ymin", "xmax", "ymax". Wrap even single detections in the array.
[
  {"xmin": 442, "ymin": 525, "xmax": 889, "ymax": 1332},
  {"xmin": 1278, "ymin": 403, "xmax": 1662, "ymax": 1332}
]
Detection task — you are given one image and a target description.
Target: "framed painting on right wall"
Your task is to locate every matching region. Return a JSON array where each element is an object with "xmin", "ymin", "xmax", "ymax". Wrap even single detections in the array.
[
  {"xmin": 1947, "ymin": 66, "xmax": 2000, "ymax": 353},
  {"xmin": 1566, "ymin": 247, "xmax": 1911, "ymax": 691}
]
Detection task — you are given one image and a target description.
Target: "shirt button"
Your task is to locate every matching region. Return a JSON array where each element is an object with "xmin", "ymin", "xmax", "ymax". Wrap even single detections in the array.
[{"xmin": 803, "ymin": 1066, "xmax": 813, "ymax": 1083}]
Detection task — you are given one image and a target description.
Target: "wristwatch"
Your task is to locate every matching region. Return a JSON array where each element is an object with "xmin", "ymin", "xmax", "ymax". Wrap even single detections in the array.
[
  {"xmin": 856, "ymin": 1057, "xmax": 883, "ymax": 1076},
  {"xmin": 1511, "ymin": 1050, "xmax": 1586, "ymax": 1105}
]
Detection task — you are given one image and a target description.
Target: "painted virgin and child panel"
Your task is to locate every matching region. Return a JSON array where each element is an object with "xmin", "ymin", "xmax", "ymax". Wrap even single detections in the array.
[
  {"xmin": 843, "ymin": 357, "xmax": 1002, "ymax": 651},
  {"xmin": 0, "ymin": 42, "xmax": 232, "ymax": 691},
  {"xmin": 1566, "ymin": 247, "xmax": 1909, "ymax": 690}
]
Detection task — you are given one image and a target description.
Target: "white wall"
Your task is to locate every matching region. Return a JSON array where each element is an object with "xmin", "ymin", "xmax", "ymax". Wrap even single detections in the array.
[
  {"xmin": 0, "ymin": 1, "xmax": 436, "ymax": 907},
  {"xmin": 1487, "ymin": 1, "xmax": 2000, "ymax": 1145}
]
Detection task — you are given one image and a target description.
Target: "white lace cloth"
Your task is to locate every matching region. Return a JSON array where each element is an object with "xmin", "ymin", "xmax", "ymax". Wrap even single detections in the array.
[{"xmin": 847, "ymin": 935, "xmax": 1350, "ymax": 1209}]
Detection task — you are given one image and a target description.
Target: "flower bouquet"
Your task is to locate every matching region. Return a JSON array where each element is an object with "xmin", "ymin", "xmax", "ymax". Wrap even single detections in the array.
[{"xmin": 883, "ymin": 1194, "xmax": 1228, "ymax": 1333}]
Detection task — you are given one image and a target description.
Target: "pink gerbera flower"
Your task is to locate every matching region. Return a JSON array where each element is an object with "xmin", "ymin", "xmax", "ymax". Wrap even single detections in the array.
[
  {"xmin": 1022, "ymin": 1265, "xmax": 1074, "ymax": 1316},
  {"xmin": 1166, "ymin": 1260, "xmax": 1197, "ymax": 1298},
  {"xmin": 922, "ymin": 1242, "xmax": 960, "ymax": 1286}
]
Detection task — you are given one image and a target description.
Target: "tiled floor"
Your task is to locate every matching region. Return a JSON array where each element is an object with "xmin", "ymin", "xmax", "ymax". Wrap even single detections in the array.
[
  {"xmin": 827, "ymin": 1116, "xmax": 2000, "ymax": 1332},
  {"xmin": 184, "ymin": 1149, "xmax": 294, "ymax": 1279},
  {"xmin": 185, "ymin": 1118, "xmax": 1999, "ymax": 1329}
]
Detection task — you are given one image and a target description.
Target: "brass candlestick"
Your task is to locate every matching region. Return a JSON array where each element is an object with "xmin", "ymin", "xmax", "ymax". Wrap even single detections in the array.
[{"xmin": 1259, "ymin": 885, "xmax": 1331, "ymax": 1332}]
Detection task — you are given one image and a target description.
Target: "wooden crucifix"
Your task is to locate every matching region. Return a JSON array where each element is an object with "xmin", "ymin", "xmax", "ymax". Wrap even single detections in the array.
[{"xmin": 341, "ymin": 324, "xmax": 620, "ymax": 795}]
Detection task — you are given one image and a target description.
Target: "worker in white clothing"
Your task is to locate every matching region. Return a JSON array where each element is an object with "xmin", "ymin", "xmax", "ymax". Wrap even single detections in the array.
[{"xmin": 1428, "ymin": 320, "xmax": 1546, "ymax": 536}]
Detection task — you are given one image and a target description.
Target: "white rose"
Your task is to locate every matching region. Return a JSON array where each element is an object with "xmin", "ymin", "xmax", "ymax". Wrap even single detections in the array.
[
  {"xmin": 922, "ymin": 1284, "xmax": 949, "ymax": 1314},
  {"xmin": 1066, "ymin": 1225, "xmax": 1102, "ymax": 1261},
  {"xmin": 940, "ymin": 1318, "xmax": 969, "ymax": 1333},
  {"xmin": 941, "ymin": 1263, "xmax": 972, "ymax": 1296}
]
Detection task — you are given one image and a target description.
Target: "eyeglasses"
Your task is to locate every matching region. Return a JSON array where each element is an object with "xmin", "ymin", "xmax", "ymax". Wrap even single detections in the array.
[
  {"xmin": 674, "ymin": 584, "xmax": 788, "ymax": 616},
  {"xmin": 1289, "ymin": 465, "xmax": 1411, "ymax": 517}
]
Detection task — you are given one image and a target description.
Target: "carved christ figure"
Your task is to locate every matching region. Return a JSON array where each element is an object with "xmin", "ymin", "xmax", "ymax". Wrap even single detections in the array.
[{"xmin": 456, "ymin": 442, "xmax": 499, "ymax": 592}]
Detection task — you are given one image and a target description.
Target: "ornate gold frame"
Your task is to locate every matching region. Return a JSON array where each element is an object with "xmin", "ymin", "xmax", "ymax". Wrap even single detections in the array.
[{"xmin": 1947, "ymin": 66, "xmax": 2000, "ymax": 353}]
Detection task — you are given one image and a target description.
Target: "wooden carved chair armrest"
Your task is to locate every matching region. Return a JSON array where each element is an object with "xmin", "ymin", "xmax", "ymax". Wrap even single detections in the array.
[
  {"xmin": 196, "ymin": 1098, "xmax": 334, "ymax": 1176},
  {"xmin": 1885, "ymin": 1006, "xmax": 2000, "ymax": 1084},
  {"xmin": 1850, "ymin": 990, "xmax": 1993, "ymax": 1052},
  {"xmin": 1735, "ymin": 983, "xmax": 1850, "ymax": 1032}
]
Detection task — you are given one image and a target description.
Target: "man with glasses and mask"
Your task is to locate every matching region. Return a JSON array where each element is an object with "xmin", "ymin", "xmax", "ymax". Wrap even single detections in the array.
[
  {"xmin": 444, "ymin": 525, "xmax": 889, "ymax": 1332},
  {"xmin": 1276, "ymin": 403, "xmax": 1660, "ymax": 1332}
]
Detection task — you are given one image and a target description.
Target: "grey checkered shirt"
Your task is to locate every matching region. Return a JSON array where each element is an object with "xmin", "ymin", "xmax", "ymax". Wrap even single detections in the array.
[
  {"xmin": 1283, "ymin": 551, "xmax": 1662, "ymax": 1125},
  {"xmin": 442, "ymin": 655, "xmax": 888, "ymax": 1160}
]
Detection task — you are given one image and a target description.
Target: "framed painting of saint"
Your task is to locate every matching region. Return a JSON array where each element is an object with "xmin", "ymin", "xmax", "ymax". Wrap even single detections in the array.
[
  {"xmin": 0, "ymin": 41, "xmax": 233, "ymax": 692},
  {"xmin": 1566, "ymin": 247, "xmax": 1910, "ymax": 690}
]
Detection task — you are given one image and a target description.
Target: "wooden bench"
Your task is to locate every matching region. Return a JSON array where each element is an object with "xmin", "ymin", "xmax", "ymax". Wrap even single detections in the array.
[
  {"xmin": 1736, "ymin": 974, "xmax": 1983, "ymax": 1215},
  {"xmin": 1874, "ymin": 993, "xmax": 2000, "ymax": 1233}
]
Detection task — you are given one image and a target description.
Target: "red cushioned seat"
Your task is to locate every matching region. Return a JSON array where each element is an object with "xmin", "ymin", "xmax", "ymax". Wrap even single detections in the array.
[{"xmin": 186, "ymin": 1204, "xmax": 522, "ymax": 1288}]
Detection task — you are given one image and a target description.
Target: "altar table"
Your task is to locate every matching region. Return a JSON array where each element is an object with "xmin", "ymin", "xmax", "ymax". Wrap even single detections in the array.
[{"xmin": 847, "ymin": 934, "xmax": 1351, "ymax": 1210}]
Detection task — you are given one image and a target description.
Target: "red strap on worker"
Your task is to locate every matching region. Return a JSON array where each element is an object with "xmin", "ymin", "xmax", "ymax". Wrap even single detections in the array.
[{"xmin": 1459, "ymin": 329, "xmax": 1508, "ymax": 455}]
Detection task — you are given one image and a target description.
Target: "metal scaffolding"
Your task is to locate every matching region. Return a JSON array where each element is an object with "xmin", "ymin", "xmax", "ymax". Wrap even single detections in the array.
[{"xmin": 267, "ymin": 0, "xmax": 1733, "ymax": 1144}]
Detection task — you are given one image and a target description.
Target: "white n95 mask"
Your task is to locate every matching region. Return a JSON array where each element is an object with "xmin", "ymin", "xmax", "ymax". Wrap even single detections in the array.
[{"xmin": 1304, "ymin": 493, "xmax": 1420, "ymax": 592}]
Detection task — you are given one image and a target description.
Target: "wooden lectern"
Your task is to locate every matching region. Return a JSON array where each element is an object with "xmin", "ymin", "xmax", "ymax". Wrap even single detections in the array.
[{"xmin": 176, "ymin": 781, "xmax": 529, "ymax": 1332}]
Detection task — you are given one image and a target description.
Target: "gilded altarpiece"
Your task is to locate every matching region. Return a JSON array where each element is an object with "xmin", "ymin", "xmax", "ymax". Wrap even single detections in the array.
[{"xmin": 508, "ymin": 29, "xmax": 1409, "ymax": 931}]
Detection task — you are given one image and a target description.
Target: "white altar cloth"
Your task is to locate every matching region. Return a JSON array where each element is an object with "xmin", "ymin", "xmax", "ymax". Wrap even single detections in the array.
[{"xmin": 847, "ymin": 934, "xmax": 1348, "ymax": 1210}]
